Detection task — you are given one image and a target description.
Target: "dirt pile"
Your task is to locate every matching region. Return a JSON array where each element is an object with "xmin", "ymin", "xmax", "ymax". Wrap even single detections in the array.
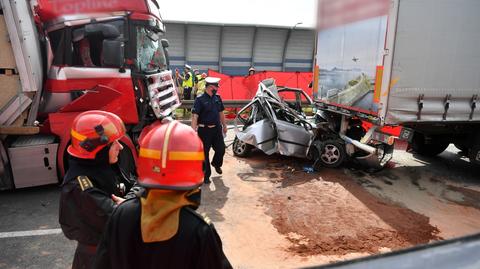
[{"xmin": 262, "ymin": 169, "xmax": 442, "ymax": 256}]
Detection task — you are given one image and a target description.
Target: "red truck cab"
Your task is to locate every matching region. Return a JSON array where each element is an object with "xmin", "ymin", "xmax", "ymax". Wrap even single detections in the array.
[{"xmin": 34, "ymin": 0, "xmax": 179, "ymax": 176}]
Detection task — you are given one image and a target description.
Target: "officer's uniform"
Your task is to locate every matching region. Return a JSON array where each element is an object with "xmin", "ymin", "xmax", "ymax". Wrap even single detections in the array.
[
  {"xmin": 182, "ymin": 65, "xmax": 194, "ymax": 100},
  {"xmin": 59, "ymin": 152, "xmax": 126, "ymax": 269},
  {"xmin": 192, "ymin": 78, "xmax": 225, "ymax": 182},
  {"xmin": 93, "ymin": 195, "xmax": 232, "ymax": 269}
]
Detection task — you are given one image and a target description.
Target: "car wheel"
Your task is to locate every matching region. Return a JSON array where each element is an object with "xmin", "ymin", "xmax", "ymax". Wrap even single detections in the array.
[
  {"xmin": 314, "ymin": 139, "xmax": 346, "ymax": 168},
  {"xmin": 233, "ymin": 137, "xmax": 253, "ymax": 157}
]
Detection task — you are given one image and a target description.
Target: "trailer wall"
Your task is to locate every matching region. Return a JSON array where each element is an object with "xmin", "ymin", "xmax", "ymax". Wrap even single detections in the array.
[{"xmin": 383, "ymin": 0, "xmax": 480, "ymax": 125}]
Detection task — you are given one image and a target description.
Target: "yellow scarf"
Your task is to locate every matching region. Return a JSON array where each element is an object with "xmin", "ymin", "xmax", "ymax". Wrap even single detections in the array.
[{"xmin": 140, "ymin": 189, "xmax": 199, "ymax": 243}]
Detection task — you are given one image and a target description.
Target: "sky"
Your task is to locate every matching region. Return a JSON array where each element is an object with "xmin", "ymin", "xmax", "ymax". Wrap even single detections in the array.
[{"xmin": 157, "ymin": 0, "xmax": 317, "ymax": 28}]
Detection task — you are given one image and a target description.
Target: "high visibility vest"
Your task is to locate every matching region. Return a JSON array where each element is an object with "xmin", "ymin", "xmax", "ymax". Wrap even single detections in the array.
[
  {"xmin": 182, "ymin": 72, "xmax": 194, "ymax": 88},
  {"xmin": 196, "ymin": 75, "xmax": 206, "ymax": 95}
]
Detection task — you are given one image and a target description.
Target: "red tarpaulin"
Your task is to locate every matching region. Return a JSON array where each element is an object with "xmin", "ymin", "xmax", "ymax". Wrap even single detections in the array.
[{"xmin": 208, "ymin": 70, "xmax": 313, "ymax": 100}]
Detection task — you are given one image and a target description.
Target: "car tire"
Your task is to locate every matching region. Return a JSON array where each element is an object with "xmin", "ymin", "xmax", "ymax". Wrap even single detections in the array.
[
  {"xmin": 313, "ymin": 139, "xmax": 346, "ymax": 168},
  {"xmin": 232, "ymin": 137, "xmax": 253, "ymax": 157}
]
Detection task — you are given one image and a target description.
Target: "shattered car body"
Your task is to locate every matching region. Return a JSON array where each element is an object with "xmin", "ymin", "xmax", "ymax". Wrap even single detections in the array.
[
  {"xmin": 233, "ymin": 79, "xmax": 323, "ymax": 160},
  {"xmin": 233, "ymin": 78, "xmax": 394, "ymax": 169}
]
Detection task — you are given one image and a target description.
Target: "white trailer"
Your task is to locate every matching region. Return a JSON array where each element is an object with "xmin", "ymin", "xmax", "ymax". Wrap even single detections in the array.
[{"xmin": 314, "ymin": 0, "xmax": 480, "ymax": 166}]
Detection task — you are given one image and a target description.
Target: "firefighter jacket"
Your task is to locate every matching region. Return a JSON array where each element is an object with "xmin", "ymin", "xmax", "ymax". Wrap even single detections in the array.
[
  {"xmin": 93, "ymin": 195, "xmax": 232, "ymax": 269},
  {"xmin": 59, "ymin": 152, "xmax": 126, "ymax": 246}
]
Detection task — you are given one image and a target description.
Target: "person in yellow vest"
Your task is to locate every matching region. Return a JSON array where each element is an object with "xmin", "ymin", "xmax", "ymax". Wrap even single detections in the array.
[
  {"xmin": 194, "ymin": 73, "xmax": 207, "ymax": 98},
  {"xmin": 193, "ymin": 69, "xmax": 200, "ymax": 80},
  {"xmin": 182, "ymin": 64, "xmax": 194, "ymax": 100}
]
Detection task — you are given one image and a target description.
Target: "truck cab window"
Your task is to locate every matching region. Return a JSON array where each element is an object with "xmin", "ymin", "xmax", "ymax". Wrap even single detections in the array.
[
  {"xmin": 49, "ymin": 29, "xmax": 68, "ymax": 65},
  {"xmin": 136, "ymin": 26, "xmax": 167, "ymax": 72},
  {"xmin": 49, "ymin": 20, "xmax": 125, "ymax": 67}
]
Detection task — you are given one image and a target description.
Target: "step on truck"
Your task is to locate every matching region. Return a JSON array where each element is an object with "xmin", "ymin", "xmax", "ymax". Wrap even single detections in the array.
[
  {"xmin": 313, "ymin": 0, "xmax": 480, "ymax": 168},
  {"xmin": 0, "ymin": 0, "xmax": 180, "ymax": 190}
]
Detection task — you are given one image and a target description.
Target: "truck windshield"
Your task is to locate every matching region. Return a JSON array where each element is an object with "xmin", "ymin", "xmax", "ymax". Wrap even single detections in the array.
[{"xmin": 136, "ymin": 26, "xmax": 167, "ymax": 72}]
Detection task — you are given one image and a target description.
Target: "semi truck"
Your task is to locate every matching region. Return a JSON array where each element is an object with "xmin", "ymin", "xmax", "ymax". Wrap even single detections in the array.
[
  {"xmin": 313, "ymin": 0, "xmax": 480, "ymax": 168},
  {"xmin": 0, "ymin": 0, "xmax": 179, "ymax": 190}
]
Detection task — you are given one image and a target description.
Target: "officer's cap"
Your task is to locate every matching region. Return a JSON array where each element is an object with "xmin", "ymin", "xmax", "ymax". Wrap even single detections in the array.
[
  {"xmin": 205, "ymin": 77, "xmax": 221, "ymax": 86},
  {"xmin": 184, "ymin": 64, "xmax": 192, "ymax": 70}
]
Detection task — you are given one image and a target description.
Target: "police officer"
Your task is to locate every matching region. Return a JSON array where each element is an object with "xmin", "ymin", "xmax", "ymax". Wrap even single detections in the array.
[
  {"xmin": 93, "ymin": 120, "xmax": 232, "ymax": 269},
  {"xmin": 59, "ymin": 110, "xmax": 129, "ymax": 269},
  {"xmin": 191, "ymin": 77, "xmax": 227, "ymax": 184},
  {"xmin": 182, "ymin": 64, "xmax": 194, "ymax": 100}
]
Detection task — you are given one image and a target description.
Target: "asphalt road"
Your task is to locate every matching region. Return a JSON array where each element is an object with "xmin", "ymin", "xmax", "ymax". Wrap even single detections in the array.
[
  {"xmin": 0, "ymin": 186, "xmax": 75, "ymax": 269},
  {"xmin": 0, "ymin": 144, "xmax": 479, "ymax": 268}
]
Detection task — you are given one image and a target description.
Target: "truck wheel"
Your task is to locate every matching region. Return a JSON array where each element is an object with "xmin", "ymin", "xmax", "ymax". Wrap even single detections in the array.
[
  {"xmin": 314, "ymin": 139, "xmax": 346, "ymax": 168},
  {"xmin": 411, "ymin": 133, "xmax": 449, "ymax": 157},
  {"xmin": 233, "ymin": 137, "xmax": 253, "ymax": 157},
  {"xmin": 468, "ymin": 145, "xmax": 480, "ymax": 165}
]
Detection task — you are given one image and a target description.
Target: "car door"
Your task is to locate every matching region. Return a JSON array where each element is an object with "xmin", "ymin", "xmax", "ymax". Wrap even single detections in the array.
[
  {"xmin": 235, "ymin": 100, "xmax": 278, "ymax": 155},
  {"xmin": 268, "ymin": 102, "xmax": 313, "ymax": 158}
]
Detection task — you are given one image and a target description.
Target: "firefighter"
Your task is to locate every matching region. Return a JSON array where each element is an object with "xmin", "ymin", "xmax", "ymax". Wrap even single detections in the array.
[
  {"xmin": 191, "ymin": 77, "xmax": 226, "ymax": 184},
  {"xmin": 182, "ymin": 64, "xmax": 194, "ymax": 100},
  {"xmin": 59, "ymin": 110, "xmax": 129, "ymax": 269},
  {"xmin": 93, "ymin": 120, "xmax": 232, "ymax": 269}
]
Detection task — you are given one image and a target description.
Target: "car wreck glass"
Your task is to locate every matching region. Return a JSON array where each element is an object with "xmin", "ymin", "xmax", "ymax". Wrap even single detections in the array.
[{"xmin": 136, "ymin": 26, "xmax": 167, "ymax": 72}]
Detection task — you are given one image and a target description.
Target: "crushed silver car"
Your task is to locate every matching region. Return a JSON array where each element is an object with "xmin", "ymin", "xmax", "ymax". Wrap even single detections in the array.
[{"xmin": 232, "ymin": 78, "xmax": 348, "ymax": 168}]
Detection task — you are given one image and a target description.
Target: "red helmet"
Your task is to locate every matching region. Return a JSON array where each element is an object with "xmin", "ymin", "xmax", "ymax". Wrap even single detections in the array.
[
  {"xmin": 67, "ymin": 110, "xmax": 126, "ymax": 159},
  {"xmin": 137, "ymin": 120, "xmax": 204, "ymax": 190}
]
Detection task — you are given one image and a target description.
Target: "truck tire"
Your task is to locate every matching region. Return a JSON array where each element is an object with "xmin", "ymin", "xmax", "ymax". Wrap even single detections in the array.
[
  {"xmin": 232, "ymin": 137, "xmax": 253, "ymax": 157},
  {"xmin": 313, "ymin": 139, "xmax": 346, "ymax": 168},
  {"xmin": 411, "ymin": 133, "xmax": 449, "ymax": 157}
]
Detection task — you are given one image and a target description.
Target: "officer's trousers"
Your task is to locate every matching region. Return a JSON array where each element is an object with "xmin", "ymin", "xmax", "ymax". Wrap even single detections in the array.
[
  {"xmin": 198, "ymin": 126, "xmax": 225, "ymax": 181},
  {"xmin": 183, "ymin": 87, "xmax": 193, "ymax": 100}
]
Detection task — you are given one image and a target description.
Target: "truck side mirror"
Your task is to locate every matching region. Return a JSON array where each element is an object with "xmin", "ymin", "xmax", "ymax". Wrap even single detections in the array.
[
  {"xmin": 161, "ymin": 39, "xmax": 170, "ymax": 48},
  {"xmin": 102, "ymin": 40, "xmax": 124, "ymax": 67}
]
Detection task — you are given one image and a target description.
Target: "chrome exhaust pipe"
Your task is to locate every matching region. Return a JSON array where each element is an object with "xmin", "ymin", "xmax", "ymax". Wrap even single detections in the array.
[{"xmin": 339, "ymin": 134, "xmax": 377, "ymax": 154}]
